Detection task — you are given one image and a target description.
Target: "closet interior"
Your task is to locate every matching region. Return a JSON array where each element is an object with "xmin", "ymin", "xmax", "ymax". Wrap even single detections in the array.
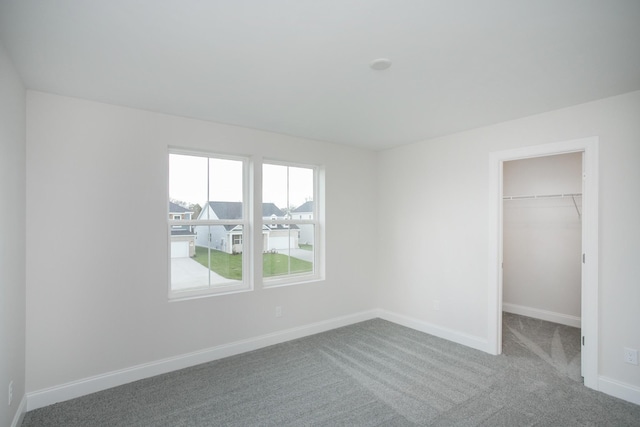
[{"xmin": 502, "ymin": 152, "xmax": 583, "ymax": 327}]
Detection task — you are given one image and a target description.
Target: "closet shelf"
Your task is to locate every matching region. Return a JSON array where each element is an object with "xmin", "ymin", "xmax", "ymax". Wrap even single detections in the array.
[
  {"xmin": 502, "ymin": 193, "xmax": 582, "ymax": 200},
  {"xmin": 503, "ymin": 193, "xmax": 582, "ymax": 219}
]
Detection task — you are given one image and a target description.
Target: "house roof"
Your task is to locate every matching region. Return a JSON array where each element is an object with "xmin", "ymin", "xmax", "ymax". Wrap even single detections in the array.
[
  {"xmin": 292, "ymin": 201, "xmax": 313, "ymax": 213},
  {"xmin": 201, "ymin": 201, "xmax": 298, "ymax": 230},
  {"xmin": 169, "ymin": 202, "xmax": 192, "ymax": 213},
  {"xmin": 202, "ymin": 201, "xmax": 285, "ymax": 219},
  {"xmin": 262, "ymin": 203, "xmax": 285, "ymax": 217}
]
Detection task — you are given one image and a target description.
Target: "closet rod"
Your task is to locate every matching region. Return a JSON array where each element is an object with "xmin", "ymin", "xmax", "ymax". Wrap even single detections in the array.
[
  {"xmin": 503, "ymin": 193, "xmax": 582, "ymax": 219},
  {"xmin": 502, "ymin": 193, "xmax": 582, "ymax": 200}
]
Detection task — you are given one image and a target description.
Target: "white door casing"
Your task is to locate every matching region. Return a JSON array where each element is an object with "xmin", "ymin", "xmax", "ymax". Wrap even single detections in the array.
[{"xmin": 488, "ymin": 137, "xmax": 599, "ymax": 390}]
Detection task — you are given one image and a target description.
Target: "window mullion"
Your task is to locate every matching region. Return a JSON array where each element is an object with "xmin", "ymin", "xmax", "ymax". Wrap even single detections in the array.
[{"xmin": 252, "ymin": 155, "xmax": 263, "ymax": 289}]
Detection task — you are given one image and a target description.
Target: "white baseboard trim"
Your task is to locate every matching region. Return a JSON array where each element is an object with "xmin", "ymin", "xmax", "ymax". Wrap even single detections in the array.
[
  {"xmin": 377, "ymin": 309, "xmax": 491, "ymax": 353},
  {"xmin": 11, "ymin": 394, "xmax": 27, "ymax": 427},
  {"xmin": 503, "ymin": 303, "xmax": 581, "ymax": 328},
  {"xmin": 598, "ymin": 376, "xmax": 640, "ymax": 405},
  {"xmin": 27, "ymin": 310, "xmax": 378, "ymax": 411},
  {"xmin": 30, "ymin": 309, "xmax": 636, "ymax": 412}
]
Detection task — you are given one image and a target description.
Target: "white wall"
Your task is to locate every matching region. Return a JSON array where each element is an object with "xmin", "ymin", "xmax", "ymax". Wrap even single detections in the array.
[
  {"xmin": 378, "ymin": 91, "xmax": 640, "ymax": 394},
  {"xmin": 0, "ymin": 43, "xmax": 26, "ymax": 426},
  {"xmin": 503, "ymin": 153, "xmax": 583, "ymax": 197},
  {"xmin": 503, "ymin": 153, "xmax": 583, "ymax": 325},
  {"xmin": 25, "ymin": 92, "xmax": 378, "ymax": 394}
]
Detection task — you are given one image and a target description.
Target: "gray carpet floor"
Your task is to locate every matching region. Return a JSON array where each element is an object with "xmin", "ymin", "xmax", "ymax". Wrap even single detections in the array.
[{"xmin": 22, "ymin": 313, "xmax": 640, "ymax": 426}]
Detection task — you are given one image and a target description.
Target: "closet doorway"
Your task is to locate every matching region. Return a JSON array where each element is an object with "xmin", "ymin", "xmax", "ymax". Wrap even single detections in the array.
[
  {"xmin": 488, "ymin": 137, "xmax": 599, "ymax": 391},
  {"xmin": 502, "ymin": 153, "xmax": 583, "ymax": 377},
  {"xmin": 502, "ymin": 152, "xmax": 583, "ymax": 329}
]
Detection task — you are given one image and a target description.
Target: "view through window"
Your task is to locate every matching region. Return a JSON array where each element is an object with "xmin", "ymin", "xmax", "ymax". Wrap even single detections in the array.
[
  {"xmin": 262, "ymin": 163, "xmax": 316, "ymax": 284},
  {"xmin": 169, "ymin": 153, "xmax": 247, "ymax": 295},
  {"xmin": 169, "ymin": 152, "xmax": 319, "ymax": 297}
]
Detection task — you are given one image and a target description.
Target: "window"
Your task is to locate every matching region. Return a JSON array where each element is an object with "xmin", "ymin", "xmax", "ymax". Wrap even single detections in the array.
[
  {"xmin": 262, "ymin": 162, "xmax": 318, "ymax": 285},
  {"xmin": 169, "ymin": 151, "xmax": 248, "ymax": 297},
  {"xmin": 168, "ymin": 150, "xmax": 322, "ymax": 298}
]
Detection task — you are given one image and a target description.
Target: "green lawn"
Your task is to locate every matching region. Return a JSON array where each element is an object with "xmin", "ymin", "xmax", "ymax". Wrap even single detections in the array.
[
  {"xmin": 193, "ymin": 246, "xmax": 243, "ymax": 279},
  {"xmin": 263, "ymin": 252, "xmax": 313, "ymax": 277},
  {"xmin": 299, "ymin": 244, "xmax": 313, "ymax": 251},
  {"xmin": 194, "ymin": 246, "xmax": 312, "ymax": 280}
]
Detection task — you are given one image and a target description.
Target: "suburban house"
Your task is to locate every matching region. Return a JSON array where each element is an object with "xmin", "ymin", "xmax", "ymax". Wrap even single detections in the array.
[
  {"xmin": 291, "ymin": 201, "xmax": 314, "ymax": 245},
  {"xmin": 195, "ymin": 201, "xmax": 300, "ymax": 254},
  {"xmin": 169, "ymin": 202, "xmax": 196, "ymax": 258}
]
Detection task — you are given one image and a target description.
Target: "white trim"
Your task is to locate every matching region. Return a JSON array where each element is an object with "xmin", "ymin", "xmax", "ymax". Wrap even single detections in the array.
[
  {"xmin": 581, "ymin": 139, "xmax": 599, "ymax": 390},
  {"xmin": 488, "ymin": 136, "xmax": 599, "ymax": 390},
  {"xmin": 598, "ymin": 376, "xmax": 640, "ymax": 405},
  {"xmin": 26, "ymin": 310, "xmax": 378, "ymax": 411},
  {"xmin": 488, "ymin": 151, "xmax": 503, "ymax": 355},
  {"xmin": 502, "ymin": 303, "xmax": 581, "ymax": 328},
  {"xmin": 377, "ymin": 309, "xmax": 490, "ymax": 353},
  {"xmin": 25, "ymin": 308, "xmax": 636, "ymax": 413},
  {"xmin": 10, "ymin": 394, "xmax": 27, "ymax": 427}
]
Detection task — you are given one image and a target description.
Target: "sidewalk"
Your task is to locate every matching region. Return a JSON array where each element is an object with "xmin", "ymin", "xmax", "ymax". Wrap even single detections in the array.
[{"xmin": 171, "ymin": 257, "xmax": 232, "ymax": 290}]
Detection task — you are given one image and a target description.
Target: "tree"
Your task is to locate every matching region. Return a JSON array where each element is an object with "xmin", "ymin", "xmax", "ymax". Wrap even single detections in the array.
[{"xmin": 189, "ymin": 203, "xmax": 202, "ymax": 219}]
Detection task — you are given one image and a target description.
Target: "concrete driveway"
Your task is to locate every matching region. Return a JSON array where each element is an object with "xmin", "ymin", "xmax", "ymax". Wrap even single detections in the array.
[
  {"xmin": 171, "ymin": 257, "xmax": 231, "ymax": 290},
  {"xmin": 285, "ymin": 248, "xmax": 314, "ymax": 263}
]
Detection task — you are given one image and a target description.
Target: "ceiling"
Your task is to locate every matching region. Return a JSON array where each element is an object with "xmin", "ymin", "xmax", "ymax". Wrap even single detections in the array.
[{"xmin": 1, "ymin": 1, "xmax": 639, "ymax": 151}]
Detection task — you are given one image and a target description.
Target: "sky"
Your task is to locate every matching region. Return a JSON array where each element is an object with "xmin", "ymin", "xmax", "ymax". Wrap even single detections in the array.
[{"xmin": 169, "ymin": 154, "xmax": 313, "ymax": 209}]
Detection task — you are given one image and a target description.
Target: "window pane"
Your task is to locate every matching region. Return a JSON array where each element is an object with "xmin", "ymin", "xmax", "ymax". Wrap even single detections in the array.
[
  {"xmin": 169, "ymin": 154, "xmax": 207, "ymax": 221},
  {"xmin": 169, "ymin": 154, "xmax": 243, "ymax": 222},
  {"xmin": 263, "ymin": 163, "xmax": 287, "ymax": 209},
  {"xmin": 262, "ymin": 162, "xmax": 316, "ymax": 281},
  {"xmin": 208, "ymin": 158, "xmax": 244, "ymax": 215},
  {"xmin": 263, "ymin": 226, "xmax": 314, "ymax": 278},
  {"xmin": 288, "ymin": 166, "xmax": 314, "ymax": 219},
  {"xmin": 289, "ymin": 224, "xmax": 314, "ymax": 275},
  {"xmin": 194, "ymin": 224, "xmax": 243, "ymax": 281},
  {"xmin": 298, "ymin": 224, "xmax": 314, "ymax": 247},
  {"xmin": 169, "ymin": 152, "xmax": 246, "ymax": 294},
  {"xmin": 263, "ymin": 163, "xmax": 314, "ymax": 216},
  {"xmin": 171, "ymin": 225, "xmax": 243, "ymax": 291}
]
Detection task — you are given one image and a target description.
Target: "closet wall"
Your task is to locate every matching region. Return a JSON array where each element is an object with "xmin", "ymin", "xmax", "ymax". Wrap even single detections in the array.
[{"xmin": 503, "ymin": 152, "xmax": 583, "ymax": 326}]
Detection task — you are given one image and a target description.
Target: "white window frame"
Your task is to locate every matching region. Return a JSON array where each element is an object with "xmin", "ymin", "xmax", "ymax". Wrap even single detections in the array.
[
  {"xmin": 262, "ymin": 160, "xmax": 322, "ymax": 288},
  {"xmin": 168, "ymin": 148, "xmax": 251, "ymax": 300}
]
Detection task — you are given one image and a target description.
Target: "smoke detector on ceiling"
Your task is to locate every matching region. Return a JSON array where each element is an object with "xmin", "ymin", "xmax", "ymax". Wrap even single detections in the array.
[{"xmin": 370, "ymin": 58, "xmax": 392, "ymax": 70}]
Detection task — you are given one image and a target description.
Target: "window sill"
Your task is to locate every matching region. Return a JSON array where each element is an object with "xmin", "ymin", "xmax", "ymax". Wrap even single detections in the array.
[
  {"xmin": 169, "ymin": 285, "xmax": 252, "ymax": 302},
  {"xmin": 262, "ymin": 274, "xmax": 324, "ymax": 289}
]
